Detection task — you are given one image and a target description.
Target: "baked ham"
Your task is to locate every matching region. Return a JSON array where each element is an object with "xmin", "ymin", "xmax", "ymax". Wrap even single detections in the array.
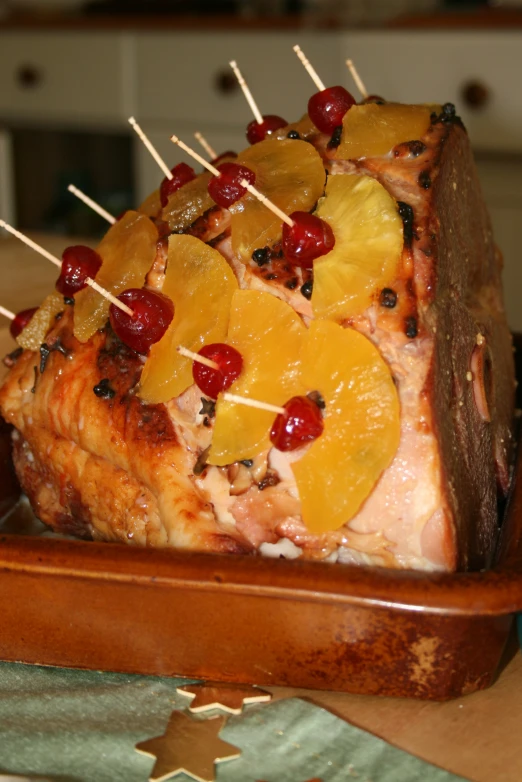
[{"xmin": 0, "ymin": 103, "xmax": 515, "ymax": 572}]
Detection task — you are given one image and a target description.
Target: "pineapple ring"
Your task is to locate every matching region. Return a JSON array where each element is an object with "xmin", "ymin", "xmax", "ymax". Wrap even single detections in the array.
[
  {"xmin": 335, "ymin": 103, "xmax": 432, "ymax": 160},
  {"xmin": 312, "ymin": 173, "xmax": 403, "ymax": 322},
  {"xmin": 293, "ymin": 319, "xmax": 400, "ymax": 534},
  {"xmin": 208, "ymin": 290, "xmax": 307, "ymax": 466},
  {"xmin": 139, "ymin": 234, "xmax": 238, "ymax": 404},
  {"xmin": 230, "ymin": 137, "xmax": 326, "ymax": 264},
  {"xmin": 73, "ymin": 210, "xmax": 158, "ymax": 344}
]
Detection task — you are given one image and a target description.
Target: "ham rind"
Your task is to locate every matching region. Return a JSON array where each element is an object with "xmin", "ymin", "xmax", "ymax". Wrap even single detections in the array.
[{"xmin": 0, "ymin": 112, "xmax": 515, "ymax": 572}]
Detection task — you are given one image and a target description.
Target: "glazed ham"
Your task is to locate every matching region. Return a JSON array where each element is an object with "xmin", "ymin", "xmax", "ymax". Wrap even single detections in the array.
[{"xmin": 0, "ymin": 104, "xmax": 515, "ymax": 572}]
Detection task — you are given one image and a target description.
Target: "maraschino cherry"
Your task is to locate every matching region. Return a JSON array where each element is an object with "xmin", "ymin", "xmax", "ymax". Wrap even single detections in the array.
[
  {"xmin": 246, "ymin": 115, "xmax": 287, "ymax": 145},
  {"xmin": 9, "ymin": 307, "xmax": 38, "ymax": 339},
  {"xmin": 192, "ymin": 343, "xmax": 243, "ymax": 399},
  {"xmin": 56, "ymin": 245, "xmax": 103, "ymax": 296},
  {"xmin": 282, "ymin": 212, "xmax": 335, "ymax": 269},
  {"xmin": 160, "ymin": 162, "xmax": 196, "ymax": 207},
  {"xmin": 109, "ymin": 288, "xmax": 174, "ymax": 354},
  {"xmin": 293, "ymin": 45, "xmax": 355, "ymax": 134},
  {"xmin": 270, "ymin": 395, "xmax": 324, "ymax": 452},
  {"xmin": 208, "ymin": 163, "xmax": 256, "ymax": 208},
  {"xmin": 308, "ymin": 86, "xmax": 356, "ymax": 134}
]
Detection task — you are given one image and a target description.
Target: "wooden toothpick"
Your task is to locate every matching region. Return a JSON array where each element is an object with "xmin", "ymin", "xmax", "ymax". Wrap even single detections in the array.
[
  {"xmin": 0, "ymin": 304, "xmax": 15, "ymax": 321},
  {"xmin": 68, "ymin": 185, "xmax": 116, "ymax": 225},
  {"xmin": 223, "ymin": 392, "xmax": 285, "ymax": 415},
  {"xmin": 293, "ymin": 44, "xmax": 326, "ymax": 92},
  {"xmin": 346, "ymin": 59, "xmax": 368, "ymax": 100},
  {"xmin": 0, "ymin": 220, "xmax": 62, "ymax": 268},
  {"xmin": 0, "ymin": 220, "xmax": 134, "ymax": 317},
  {"xmin": 170, "ymin": 135, "xmax": 221, "ymax": 177},
  {"xmin": 229, "ymin": 60, "xmax": 264, "ymax": 125},
  {"xmin": 177, "ymin": 345, "xmax": 219, "ymax": 370},
  {"xmin": 240, "ymin": 180, "xmax": 294, "ymax": 227},
  {"xmin": 128, "ymin": 116, "xmax": 172, "ymax": 180},
  {"xmin": 194, "ymin": 131, "xmax": 217, "ymax": 160}
]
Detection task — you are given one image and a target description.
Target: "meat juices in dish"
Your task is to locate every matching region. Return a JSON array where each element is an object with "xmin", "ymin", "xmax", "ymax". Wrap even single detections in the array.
[{"xmin": 0, "ymin": 103, "xmax": 515, "ymax": 572}]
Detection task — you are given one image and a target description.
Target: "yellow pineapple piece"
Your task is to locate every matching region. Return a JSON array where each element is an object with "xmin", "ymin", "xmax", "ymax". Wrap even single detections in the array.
[
  {"xmin": 208, "ymin": 290, "xmax": 307, "ymax": 466},
  {"xmin": 73, "ymin": 211, "xmax": 158, "ymax": 344},
  {"xmin": 336, "ymin": 103, "xmax": 432, "ymax": 160},
  {"xmin": 293, "ymin": 320, "xmax": 400, "ymax": 534},
  {"xmin": 139, "ymin": 234, "xmax": 238, "ymax": 404},
  {"xmin": 161, "ymin": 154, "xmax": 236, "ymax": 233},
  {"xmin": 312, "ymin": 174, "xmax": 403, "ymax": 321},
  {"xmin": 161, "ymin": 171, "xmax": 214, "ymax": 233},
  {"xmin": 138, "ymin": 188, "xmax": 161, "ymax": 219},
  {"xmin": 230, "ymin": 138, "xmax": 325, "ymax": 264},
  {"xmin": 16, "ymin": 291, "xmax": 64, "ymax": 351}
]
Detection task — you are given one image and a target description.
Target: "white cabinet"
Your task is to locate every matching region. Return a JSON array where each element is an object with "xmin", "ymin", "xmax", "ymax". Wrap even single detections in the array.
[
  {"xmin": 135, "ymin": 31, "xmax": 340, "ymax": 128},
  {"xmin": 340, "ymin": 31, "xmax": 522, "ymax": 154},
  {"xmin": 0, "ymin": 31, "xmax": 133, "ymax": 128}
]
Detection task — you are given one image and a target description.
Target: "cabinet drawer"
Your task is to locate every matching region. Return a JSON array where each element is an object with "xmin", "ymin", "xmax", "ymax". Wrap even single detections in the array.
[
  {"xmin": 341, "ymin": 31, "xmax": 522, "ymax": 153},
  {"xmin": 0, "ymin": 32, "xmax": 128, "ymax": 127},
  {"xmin": 135, "ymin": 32, "xmax": 340, "ymax": 129}
]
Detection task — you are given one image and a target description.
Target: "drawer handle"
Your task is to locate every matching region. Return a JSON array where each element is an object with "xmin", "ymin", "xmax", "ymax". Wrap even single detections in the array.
[
  {"xmin": 214, "ymin": 69, "xmax": 239, "ymax": 95},
  {"xmin": 461, "ymin": 80, "xmax": 489, "ymax": 110},
  {"xmin": 16, "ymin": 65, "xmax": 43, "ymax": 89}
]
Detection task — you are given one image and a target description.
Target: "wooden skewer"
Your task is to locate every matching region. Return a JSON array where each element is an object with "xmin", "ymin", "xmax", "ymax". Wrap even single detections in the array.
[
  {"xmin": 128, "ymin": 116, "xmax": 172, "ymax": 180},
  {"xmin": 240, "ymin": 180, "xmax": 294, "ymax": 227},
  {"xmin": 346, "ymin": 59, "xmax": 368, "ymax": 100},
  {"xmin": 68, "ymin": 185, "xmax": 116, "ymax": 225},
  {"xmin": 0, "ymin": 220, "xmax": 134, "ymax": 317},
  {"xmin": 0, "ymin": 304, "xmax": 15, "ymax": 321},
  {"xmin": 293, "ymin": 44, "xmax": 326, "ymax": 92},
  {"xmin": 223, "ymin": 392, "xmax": 285, "ymax": 415},
  {"xmin": 177, "ymin": 345, "xmax": 219, "ymax": 370},
  {"xmin": 170, "ymin": 135, "xmax": 220, "ymax": 177},
  {"xmin": 229, "ymin": 60, "xmax": 264, "ymax": 126},
  {"xmin": 194, "ymin": 132, "xmax": 217, "ymax": 160}
]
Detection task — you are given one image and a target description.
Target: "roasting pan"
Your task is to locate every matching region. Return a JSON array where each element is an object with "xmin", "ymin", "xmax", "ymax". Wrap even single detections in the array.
[{"xmin": 1, "ymin": 346, "xmax": 522, "ymax": 701}]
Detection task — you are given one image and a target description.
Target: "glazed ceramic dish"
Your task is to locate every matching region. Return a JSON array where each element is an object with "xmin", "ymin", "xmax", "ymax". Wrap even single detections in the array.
[{"xmin": 1, "ymin": 357, "xmax": 521, "ymax": 701}]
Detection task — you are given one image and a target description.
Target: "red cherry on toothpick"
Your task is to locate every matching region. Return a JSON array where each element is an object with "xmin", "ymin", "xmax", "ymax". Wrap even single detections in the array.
[
  {"xmin": 192, "ymin": 343, "xmax": 243, "ymax": 400},
  {"xmin": 270, "ymin": 395, "xmax": 324, "ymax": 452},
  {"xmin": 246, "ymin": 115, "xmax": 287, "ymax": 145},
  {"xmin": 109, "ymin": 288, "xmax": 174, "ymax": 354},
  {"xmin": 9, "ymin": 307, "xmax": 38, "ymax": 339},
  {"xmin": 282, "ymin": 212, "xmax": 335, "ymax": 269},
  {"xmin": 308, "ymin": 86, "xmax": 356, "ymax": 134},
  {"xmin": 159, "ymin": 162, "xmax": 197, "ymax": 207},
  {"xmin": 208, "ymin": 162, "xmax": 256, "ymax": 208},
  {"xmin": 56, "ymin": 245, "xmax": 103, "ymax": 296}
]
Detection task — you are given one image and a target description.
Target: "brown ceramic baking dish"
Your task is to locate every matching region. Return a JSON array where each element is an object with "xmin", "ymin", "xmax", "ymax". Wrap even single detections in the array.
[{"xmin": 1, "ymin": 353, "xmax": 522, "ymax": 701}]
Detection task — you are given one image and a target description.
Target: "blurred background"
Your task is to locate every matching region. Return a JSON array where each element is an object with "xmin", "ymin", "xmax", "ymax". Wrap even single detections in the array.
[{"xmin": 0, "ymin": 0, "xmax": 521, "ymax": 326}]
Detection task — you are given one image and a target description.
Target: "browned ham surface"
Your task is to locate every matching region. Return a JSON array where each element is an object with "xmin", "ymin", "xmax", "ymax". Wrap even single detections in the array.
[{"xmin": 0, "ymin": 110, "xmax": 515, "ymax": 572}]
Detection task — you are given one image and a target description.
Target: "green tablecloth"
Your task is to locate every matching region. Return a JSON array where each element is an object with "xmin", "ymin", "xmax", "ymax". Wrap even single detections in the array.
[{"xmin": 0, "ymin": 662, "xmax": 468, "ymax": 782}]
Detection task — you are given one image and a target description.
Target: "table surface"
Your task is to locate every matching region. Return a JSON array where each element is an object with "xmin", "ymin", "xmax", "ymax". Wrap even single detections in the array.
[{"xmin": 1, "ymin": 233, "xmax": 522, "ymax": 782}]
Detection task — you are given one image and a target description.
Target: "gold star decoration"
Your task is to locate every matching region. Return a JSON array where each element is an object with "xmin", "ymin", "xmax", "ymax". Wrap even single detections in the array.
[
  {"xmin": 176, "ymin": 682, "xmax": 272, "ymax": 715},
  {"xmin": 135, "ymin": 711, "xmax": 241, "ymax": 782}
]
